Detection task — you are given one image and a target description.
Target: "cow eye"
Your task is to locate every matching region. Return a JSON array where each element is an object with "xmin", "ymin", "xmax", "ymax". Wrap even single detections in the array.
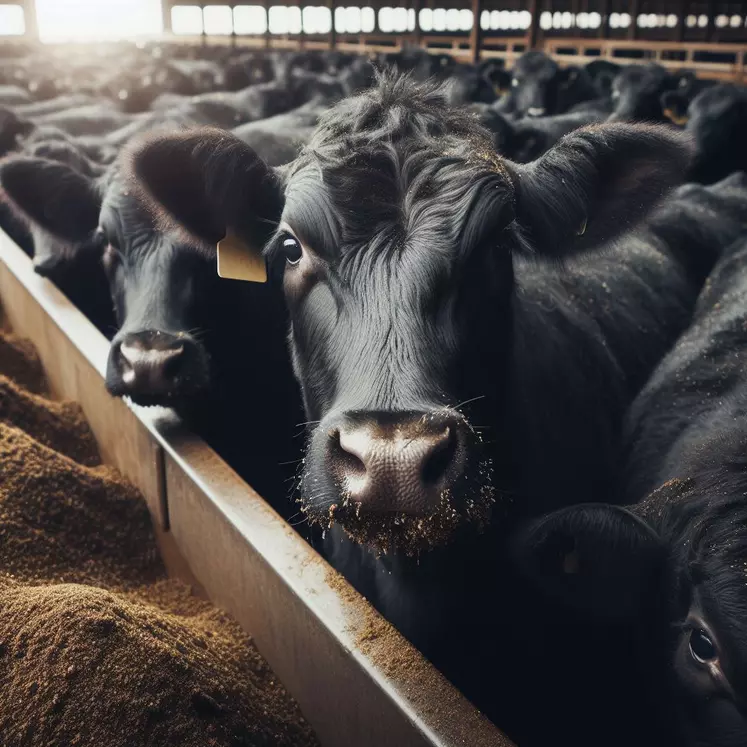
[
  {"xmin": 689, "ymin": 629, "xmax": 717, "ymax": 663},
  {"xmin": 282, "ymin": 234, "xmax": 303, "ymax": 266}
]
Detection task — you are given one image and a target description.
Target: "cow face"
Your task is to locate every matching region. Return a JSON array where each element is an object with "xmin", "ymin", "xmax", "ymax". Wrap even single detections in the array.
[
  {"xmin": 131, "ymin": 76, "xmax": 688, "ymax": 553},
  {"xmin": 513, "ymin": 488, "xmax": 747, "ymax": 747},
  {"xmin": 0, "ymin": 155, "xmax": 213, "ymax": 407},
  {"xmin": 609, "ymin": 63, "xmax": 673, "ymax": 122},
  {"xmin": 96, "ymin": 173, "xmax": 215, "ymax": 407},
  {"xmin": 509, "ymin": 51, "xmax": 560, "ymax": 117}
]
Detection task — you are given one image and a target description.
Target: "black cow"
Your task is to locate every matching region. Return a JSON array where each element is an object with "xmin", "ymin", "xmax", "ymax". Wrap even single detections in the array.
[
  {"xmin": 486, "ymin": 108, "xmax": 604, "ymax": 162},
  {"xmin": 660, "ymin": 70, "xmax": 716, "ymax": 127},
  {"xmin": 513, "ymin": 173, "xmax": 747, "ymax": 747},
  {"xmin": 0, "ymin": 151, "xmax": 302, "ymax": 509},
  {"xmin": 232, "ymin": 99, "xmax": 325, "ymax": 167},
  {"xmin": 685, "ymin": 84, "xmax": 747, "ymax": 186},
  {"xmin": 126, "ymin": 76, "xmax": 747, "ymax": 746},
  {"xmin": 495, "ymin": 51, "xmax": 596, "ymax": 118},
  {"xmin": 608, "ymin": 63, "xmax": 675, "ymax": 122}
]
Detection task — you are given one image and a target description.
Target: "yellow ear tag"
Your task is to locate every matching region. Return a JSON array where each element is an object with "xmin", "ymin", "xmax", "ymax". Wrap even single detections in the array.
[
  {"xmin": 663, "ymin": 108, "xmax": 689, "ymax": 127},
  {"xmin": 217, "ymin": 231, "xmax": 267, "ymax": 283}
]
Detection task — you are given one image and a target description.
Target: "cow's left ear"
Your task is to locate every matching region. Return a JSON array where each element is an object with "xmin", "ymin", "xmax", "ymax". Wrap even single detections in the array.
[
  {"xmin": 127, "ymin": 128, "xmax": 284, "ymax": 253},
  {"xmin": 510, "ymin": 503, "xmax": 665, "ymax": 622},
  {"xmin": 508, "ymin": 123, "xmax": 692, "ymax": 257}
]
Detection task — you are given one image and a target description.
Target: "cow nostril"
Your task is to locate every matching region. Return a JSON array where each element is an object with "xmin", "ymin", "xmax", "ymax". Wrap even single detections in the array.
[
  {"xmin": 161, "ymin": 346, "xmax": 185, "ymax": 381},
  {"xmin": 421, "ymin": 427, "xmax": 457, "ymax": 487},
  {"xmin": 330, "ymin": 428, "xmax": 366, "ymax": 479}
]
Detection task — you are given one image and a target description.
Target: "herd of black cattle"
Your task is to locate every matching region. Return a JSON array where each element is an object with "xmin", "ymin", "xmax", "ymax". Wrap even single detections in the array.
[{"xmin": 2, "ymin": 40, "xmax": 747, "ymax": 747}]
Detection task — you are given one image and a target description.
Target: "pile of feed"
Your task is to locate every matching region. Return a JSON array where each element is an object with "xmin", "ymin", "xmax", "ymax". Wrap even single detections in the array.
[{"xmin": 0, "ymin": 324, "xmax": 318, "ymax": 747}]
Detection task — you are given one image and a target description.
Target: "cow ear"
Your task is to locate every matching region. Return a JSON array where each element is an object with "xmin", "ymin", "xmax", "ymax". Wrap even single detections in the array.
[
  {"xmin": 508, "ymin": 123, "xmax": 692, "ymax": 257},
  {"xmin": 510, "ymin": 503, "xmax": 665, "ymax": 622},
  {"xmin": 128, "ymin": 128, "xmax": 284, "ymax": 253},
  {"xmin": 0, "ymin": 156, "xmax": 101, "ymax": 243}
]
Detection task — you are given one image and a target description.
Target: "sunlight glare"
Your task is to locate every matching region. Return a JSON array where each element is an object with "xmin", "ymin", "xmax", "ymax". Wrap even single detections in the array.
[{"xmin": 36, "ymin": 0, "xmax": 163, "ymax": 43}]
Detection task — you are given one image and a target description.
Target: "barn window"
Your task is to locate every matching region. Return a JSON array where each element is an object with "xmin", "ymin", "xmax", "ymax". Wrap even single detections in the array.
[
  {"xmin": 715, "ymin": 15, "xmax": 728, "ymax": 28},
  {"xmin": 517, "ymin": 10, "xmax": 531, "ymax": 30},
  {"xmin": 392, "ymin": 7, "xmax": 409, "ymax": 31},
  {"xmin": 730, "ymin": 15, "xmax": 742, "ymax": 28},
  {"xmin": 458, "ymin": 9, "xmax": 473, "ymax": 31},
  {"xmin": 540, "ymin": 11, "xmax": 552, "ymax": 30},
  {"xmin": 203, "ymin": 6, "xmax": 233, "ymax": 35},
  {"xmin": 588, "ymin": 12, "xmax": 601, "ymax": 29},
  {"xmin": 233, "ymin": 5, "xmax": 267, "ymax": 34},
  {"xmin": 303, "ymin": 7, "xmax": 332, "ymax": 34},
  {"xmin": 561, "ymin": 11, "xmax": 572, "ymax": 29},
  {"xmin": 666, "ymin": 14, "xmax": 677, "ymax": 28},
  {"xmin": 378, "ymin": 7, "xmax": 393, "ymax": 32},
  {"xmin": 420, "ymin": 8, "xmax": 434, "ymax": 31},
  {"xmin": 686, "ymin": 14, "xmax": 696, "ymax": 27},
  {"xmin": 408, "ymin": 9, "xmax": 417, "ymax": 31},
  {"xmin": 172, "ymin": 6, "xmax": 203, "ymax": 34},
  {"xmin": 0, "ymin": 4, "xmax": 24, "ymax": 35},
  {"xmin": 268, "ymin": 6, "xmax": 302, "ymax": 33},
  {"xmin": 38, "ymin": 0, "xmax": 162, "ymax": 41},
  {"xmin": 432, "ymin": 8, "xmax": 446, "ymax": 31},
  {"xmin": 361, "ymin": 7, "xmax": 375, "ymax": 32},
  {"xmin": 445, "ymin": 8, "xmax": 460, "ymax": 31},
  {"xmin": 697, "ymin": 14, "xmax": 708, "ymax": 28}
]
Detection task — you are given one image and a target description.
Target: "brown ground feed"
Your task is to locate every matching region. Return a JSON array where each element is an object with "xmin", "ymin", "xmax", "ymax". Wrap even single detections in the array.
[{"xmin": 0, "ymin": 329, "xmax": 318, "ymax": 747}]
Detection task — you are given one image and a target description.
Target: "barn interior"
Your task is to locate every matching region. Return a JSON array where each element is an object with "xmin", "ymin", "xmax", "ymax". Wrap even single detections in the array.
[{"xmin": 0, "ymin": 2, "xmax": 747, "ymax": 747}]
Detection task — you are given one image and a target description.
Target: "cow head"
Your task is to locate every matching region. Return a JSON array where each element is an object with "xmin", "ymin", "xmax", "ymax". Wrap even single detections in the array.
[
  {"xmin": 512, "ymin": 481, "xmax": 747, "ymax": 747},
  {"xmin": 508, "ymin": 51, "xmax": 560, "ymax": 117},
  {"xmin": 608, "ymin": 63, "xmax": 674, "ymax": 122},
  {"xmin": 0, "ymin": 153, "xmax": 221, "ymax": 407},
  {"xmin": 506, "ymin": 53, "xmax": 593, "ymax": 118},
  {"xmin": 130, "ymin": 75, "xmax": 688, "ymax": 554},
  {"xmin": 686, "ymin": 84, "xmax": 747, "ymax": 186}
]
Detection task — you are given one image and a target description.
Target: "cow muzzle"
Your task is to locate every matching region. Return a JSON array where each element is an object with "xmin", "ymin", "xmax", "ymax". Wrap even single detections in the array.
[
  {"xmin": 302, "ymin": 410, "xmax": 496, "ymax": 555},
  {"xmin": 328, "ymin": 411, "xmax": 466, "ymax": 514},
  {"xmin": 106, "ymin": 330, "xmax": 208, "ymax": 406}
]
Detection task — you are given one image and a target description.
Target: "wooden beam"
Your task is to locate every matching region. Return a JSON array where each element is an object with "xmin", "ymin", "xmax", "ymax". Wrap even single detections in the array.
[
  {"xmin": 527, "ymin": 0, "xmax": 541, "ymax": 49},
  {"xmin": 329, "ymin": 0, "xmax": 337, "ymax": 48},
  {"xmin": 469, "ymin": 0, "xmax": 483, "ymax": 64},
  {"xmin": 676, "ymin": 0, "xmax": 687, "ymax": 43},
  {"xmin": 627, "ymin": 0, "xmax": 640, "ymax": 40},
  {"xmin": 21, "ymin": 0, "xmax": 38, "ymax": 41},
  {"xmin": 705, "ymin": 0, "xmax": 715, "ymax": 42},
  {"xmin": 598, "ymin": 0, "xmax": 609, "ymax": 39},
  {"xmin": 161, "ymin": 0, "xmax": 172, "ymax": 34},
  {"xmin": 265, "ymin": 0, "xmax": 272, "ymax": 48},
  {"xmin": 298, "ymin": 0, "xmax": 305, "ymax": 48},
  {"xmin": 412, "ymin": 0, "xmax": 422, "ymax": 47}
]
